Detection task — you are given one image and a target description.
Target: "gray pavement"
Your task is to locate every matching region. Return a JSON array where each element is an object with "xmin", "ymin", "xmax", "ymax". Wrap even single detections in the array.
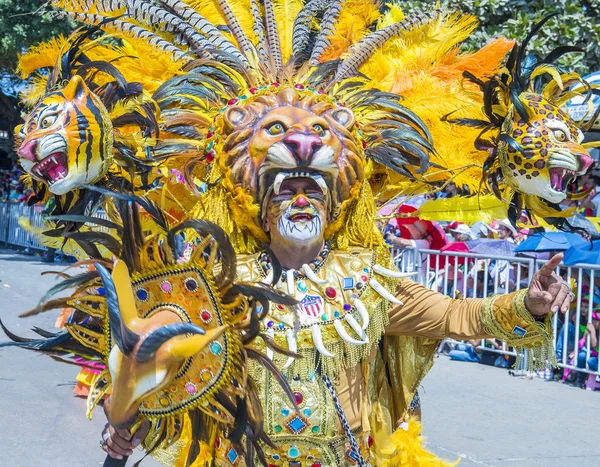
[{"xmin": 0, "ymin": 248, "xmax": 598, "ymax": 467}]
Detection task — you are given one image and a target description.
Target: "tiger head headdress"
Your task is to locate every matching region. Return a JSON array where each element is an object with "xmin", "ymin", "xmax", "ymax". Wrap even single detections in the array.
[{"xmin": 17, "ymin": 75, "xmax": 113, "ymax": 195}]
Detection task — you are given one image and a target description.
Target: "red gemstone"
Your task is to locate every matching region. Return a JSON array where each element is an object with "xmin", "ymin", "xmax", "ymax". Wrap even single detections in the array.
[
  {"xmin": 318, "ymin": 89, "xmax": 325, "ymax": 94},
  {"xmin": 294, "ymin": 84, "xmax": 305, "ymax": 90},
  {"xmin": 277, "ymin": 304, "xmax": 285, "ymax": 310},
  {"xmin": 312, "ymin": 464, "xmax": 322, "ymax": 467},
  {"xmin": 367, "ymin": 435, "xmax": 374, "ymax": 448},
  {"xmin": 206, "ymin": 150, "xmax": 215, "ymax": 163},
  {"xmin": 325, "ymin": 287, "xmax": 337, "ymax": 299},
  {"xmin": 249, "ymin": 87, "xmax": 258, "ymax": 94},
  {"xmin": 227, "ymin": 98, "xmax": 239, "ymax": 105},
  {"xmin": 215, "ymin": 437, "xmax": 221, "ymax": 448},
  {"xmin": 361, "ymin": 275, "xmax": 368, "ymax": 282},
  {"xmin": 207, "ymin": 131, "xmax": 215, "ymax": 139},
  {"xmin": 362, "ymin": 140, "xmax": 367, "ymax": 149},
  {"xmin": 200, "ymin": 310, "xmax": 212, "ymax": 322},
  {"xmin": 293, "ymin": 391, "xmax": 303, "ymax": 405},
  {"xmin": 271, "ymin": 82, "xmax": 280, "ymax": 87}
]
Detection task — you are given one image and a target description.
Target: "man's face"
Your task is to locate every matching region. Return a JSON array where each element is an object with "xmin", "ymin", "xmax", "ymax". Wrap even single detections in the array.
[{"xmin": 263, "ymin": 177, "xmax": 328, "ymax": 247}]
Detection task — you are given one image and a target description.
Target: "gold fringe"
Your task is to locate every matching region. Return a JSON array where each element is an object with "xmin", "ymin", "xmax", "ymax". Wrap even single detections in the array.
[{"xmin": 480, "ymin": 290, "xmax": 556, "ymax": 372}]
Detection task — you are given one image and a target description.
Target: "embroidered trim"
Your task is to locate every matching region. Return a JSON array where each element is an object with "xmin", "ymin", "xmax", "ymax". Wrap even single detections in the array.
[{"xmin": 480, "ymin": 289, "xmax": 556, "ymax": 372}]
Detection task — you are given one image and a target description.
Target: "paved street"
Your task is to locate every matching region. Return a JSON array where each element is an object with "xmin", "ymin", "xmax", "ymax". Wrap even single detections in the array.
[{"xmin": 0, "ymin": 248, "xmax": 598, "ymax": 467}]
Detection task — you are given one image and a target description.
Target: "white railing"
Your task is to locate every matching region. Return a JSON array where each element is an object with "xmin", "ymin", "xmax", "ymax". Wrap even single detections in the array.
[
  {"xmin": 0, "ymin": 202, "xmax": 47, "ymax": 250},
  {"xmin": 394, "ymin": 247, "xmax": 600, "ymax": 379},
  {"xmin": 0, "ymin": 202, "xmax": 597, "ymax": 380}
]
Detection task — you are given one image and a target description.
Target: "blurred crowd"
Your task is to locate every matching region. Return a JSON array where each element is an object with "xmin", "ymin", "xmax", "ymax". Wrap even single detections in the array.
[{"xmin": 0, "ymin": 162, "xmax": 31, "ymax": 203}]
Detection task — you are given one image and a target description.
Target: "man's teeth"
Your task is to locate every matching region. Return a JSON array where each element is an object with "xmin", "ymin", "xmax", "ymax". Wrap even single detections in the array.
[{"xmin": 272, "ymin": 171, "xmax": 328, "ymax": 195}]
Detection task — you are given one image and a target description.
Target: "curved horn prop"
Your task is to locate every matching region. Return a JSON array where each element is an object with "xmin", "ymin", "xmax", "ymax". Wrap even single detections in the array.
[
  {"xmin": 334, "ymin": 319, "xmax": 367, "ymax": 345},
  {"xmin": 301, "ymin": 264, "xmax": 328, "ymax": 284},
  {"xmin": 287, "ymin": 269, "xmax": 296, "ymax": 295},
  {"xmin": 282, "ymin": 328, "xmax": 297, "ymax": 369},
  {"xmin": 265, "ymin": 328, "xmax": 275, "ymax": 360},
  {"xmin": 353, "ymin": 298, "xmax": 370, "ymax": 330},
  {"xmin": 345, "ymin": 314, "xmax": 369, "ymax": 343},
  {"xmin": 373, "ymin": 264, "xmax": 418, "ymax": 279},
  {"xmin": 369, "ymin": 278, "xmax": 403, "ymax": 305},
  {"xmin": 136, "ymin": 322, "xmax": 207, "ymax": 363},
  {"xmin": 311, "ymin": 324, "xmax": 334, "ymax": 357},
  {"xmin": 96, "ymin": 263, "xmax": 139, "ymax": 355}
]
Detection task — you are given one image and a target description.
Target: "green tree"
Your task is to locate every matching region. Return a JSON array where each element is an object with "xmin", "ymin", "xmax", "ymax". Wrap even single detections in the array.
[
  {"xmin": 0, "ymin": 0, "xmax": 73, "ymax": 76},
  {"xmin": 404, "ymin": 0, "xmax": 600, "ymax": 76}
]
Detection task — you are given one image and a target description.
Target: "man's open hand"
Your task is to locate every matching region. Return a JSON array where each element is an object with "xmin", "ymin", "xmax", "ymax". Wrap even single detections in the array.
[{"xmin": 525, "ymin": 253, "xmax": 573, "ymax": 317}]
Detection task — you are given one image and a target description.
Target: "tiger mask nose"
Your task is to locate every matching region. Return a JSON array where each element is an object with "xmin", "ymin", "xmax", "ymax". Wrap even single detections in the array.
[
  {"xmin": 18, "ymin": 140, "xmax": 38, "ymax": 162},
  {"xmin": 283, "ymin": 132, "xmax": 323, "ymax": 163}
]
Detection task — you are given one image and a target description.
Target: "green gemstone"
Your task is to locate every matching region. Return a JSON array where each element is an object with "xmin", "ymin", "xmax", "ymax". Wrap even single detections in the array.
[
  {"xmin": 321, "ymin": 313, "xmax": 328, "ymax": 321},
  {"xmin": 312, "ymin": 426, "xmax": 320, "ymax": 433},
  {"xmin": 274, "ymin": 425, "xmax": 282, "ymax": 433}
]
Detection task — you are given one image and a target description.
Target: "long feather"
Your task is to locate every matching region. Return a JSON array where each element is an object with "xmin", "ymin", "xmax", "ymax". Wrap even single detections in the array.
[
  {"xmin": 334, "ymin": 10, "xmax": 439, "ymax": 82},
  {"xmin": 250, "ymin": 0, "xmax": 269, "ymax": 63},
  {"xmin": 162, "ymin": 0, "xmax": 248, "ymax": 64},
  {"xmin": 215, "ymin": 0, "xmax": 254, "ymax": 55},
  {"xmin": 309, "ymin": 0, "xmax": 343, "ymax": 66},
  {"xmin": 263, "ymin": 0, "xmax": 283, "ymax": 71},
  {"xmin": 292, "ymin": 0, "xmax": 327, "ymax": 57}
]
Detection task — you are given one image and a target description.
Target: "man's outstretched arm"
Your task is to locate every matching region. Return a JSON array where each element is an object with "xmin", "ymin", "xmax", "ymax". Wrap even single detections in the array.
[{"xmin": 386, "ymin": 254, "xmax": 571, "ymax": 350}]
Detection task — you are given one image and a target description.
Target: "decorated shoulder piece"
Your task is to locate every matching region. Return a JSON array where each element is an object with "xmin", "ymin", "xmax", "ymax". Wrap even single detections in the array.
[
  {"xmin": 0, "ymin": 196, "xmax": 298, "ymax": 466},
  {"xmin": 446, "ymin": 14, "xmax": 599, "ymax": 225}
]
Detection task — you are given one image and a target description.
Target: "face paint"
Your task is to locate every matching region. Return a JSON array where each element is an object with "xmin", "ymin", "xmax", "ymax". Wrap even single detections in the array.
[{"xmin": 264, "ymin": 177, "xmax": 328, "ymax": 247}]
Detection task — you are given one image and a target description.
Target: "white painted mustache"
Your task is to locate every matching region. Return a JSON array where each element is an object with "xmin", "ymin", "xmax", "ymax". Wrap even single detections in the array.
[{"xmin": 277, "ymin": 208, "xmax": 323, "ymax": 242}]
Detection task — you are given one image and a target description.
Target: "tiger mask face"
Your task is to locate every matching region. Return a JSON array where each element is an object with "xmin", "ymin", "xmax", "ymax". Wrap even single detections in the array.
[
  {"xmin": 16, "ymin": 75, "xmax": 113, "ymax": 195},
  {"xmin": 221, "ymin": 88, "xmax": 364, "ymax": 228},
  {"xmin": 499, "ymin": 93, "xmax": 593, "ymax": 204}
]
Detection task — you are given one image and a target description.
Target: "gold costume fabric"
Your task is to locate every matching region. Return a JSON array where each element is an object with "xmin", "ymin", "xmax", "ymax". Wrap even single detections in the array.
[{"xmin": 153, "ymin": 248, "xmax": 551, "ymax": 467}]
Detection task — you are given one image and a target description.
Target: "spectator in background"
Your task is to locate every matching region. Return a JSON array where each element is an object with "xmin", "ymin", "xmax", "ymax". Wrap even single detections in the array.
[
  {"xmin": 449, "ymin": 223, "xmax": 473, "ymax": 242},
  {"xmin": 437, "ymin": 181, "xmax": 459, "ymax": 199},
  {"xmin": 579, "ymin": 176, "xmax": 600, "ymax": 217},
  {"xmin": 495, "ymin": 219, "xmax": 517, "ymax": 242}
]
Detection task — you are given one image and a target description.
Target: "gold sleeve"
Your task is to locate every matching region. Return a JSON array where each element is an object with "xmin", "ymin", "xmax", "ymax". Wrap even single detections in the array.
[{"xmin": 385, "ymin": 281, "xmax": 555, "ymax": 370}]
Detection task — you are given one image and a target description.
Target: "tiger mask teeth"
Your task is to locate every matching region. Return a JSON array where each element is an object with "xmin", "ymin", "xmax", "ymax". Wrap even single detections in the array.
[{"xmin": 32, "ymin": 152, "xmax": 69, "ymax": 185}]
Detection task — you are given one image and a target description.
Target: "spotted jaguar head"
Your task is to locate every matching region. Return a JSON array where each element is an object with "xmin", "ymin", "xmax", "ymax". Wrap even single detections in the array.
[{"xmin": 499, "ymin": 93, "xmax": 593, "ymax": 204}]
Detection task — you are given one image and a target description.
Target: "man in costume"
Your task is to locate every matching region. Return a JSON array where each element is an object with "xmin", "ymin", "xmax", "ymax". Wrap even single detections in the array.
[{"xmin": 2, "ymin": 1, "xmax": 596, "ymax": 466}]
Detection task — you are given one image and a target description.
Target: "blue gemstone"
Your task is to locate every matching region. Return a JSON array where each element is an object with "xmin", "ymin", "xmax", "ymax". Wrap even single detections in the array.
[
  {"xmin": 288, "ymin": 416, "xmax": 307, "ymax": 434},
  {"xmin": 288, "ymin": 447, "xmax": 300, "ymax": 458},
  {"xmin": 297, "ymin": 281, "xmax": 307, "ymax": 293},
  {"xmin": 279, "ymin": 322, "xmax": 285, "ymax": 329},
  {"xmin": 136, "ymin": 289, "xmax": 148, "ymax": 301},
  {"xmin": 97, "ymin": 287, "xmax": 105, "ymax": 296},
  {"xmin": 267, "ymin": 321, "xmax": 274, "ymax": 328},
  {"xmin": 227, "ymin": 448, "xmax": 238, "ymax": 463},
  {"xmin": 343, "ymin": 303, "xmax": 352, "ymax": 312},
  {"xmin": 363, "ymin": 267, "xmax": 369, "ymax": 273},
  {"xmin": 334, "ymin": 311, "xmax": 340, "ymax": 318},
  {"xmin": 303, "ymin": 408, "xmax": 312, "ymax": 416},
  {"xmin": 281, "ymin": 408, "xmax": 290, "ymax": 416},
  {"xmin": 342, "ymin": 277, "xmax": 355, "ymax": 289},
  {"xmin": 210, "ymin": 342, "xmax": 222, "ymax": 356},
  {"xmin": 272, "ymin": 454, "xmax": 280, "ymax": 460}
]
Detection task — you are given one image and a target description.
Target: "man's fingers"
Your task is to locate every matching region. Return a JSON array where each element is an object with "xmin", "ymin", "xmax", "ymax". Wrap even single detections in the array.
[
  {"xmin": 107, "ymin": 425, "xmax": 134, "ymax": 452},
  {"xmin": 560, "ymin": 296, "xmax": 572, "ymax": 314},
  {"xmin": 537, "ymin": 253, "xmax": 563, "ymax": 277},
  {"xmin": 113, "ymin": 426, "xmax": 132, "ymax": 441},
  {"xmin": 106, "ymin": 437, "xmax": 134, "ymax": 457},
  {"xmin": 132, "ymin": 419, "xmax": 151, "ymax": 447},
  {"xmin": 550, "ymin": 286, "xmax": 569, "ymax": 313}
]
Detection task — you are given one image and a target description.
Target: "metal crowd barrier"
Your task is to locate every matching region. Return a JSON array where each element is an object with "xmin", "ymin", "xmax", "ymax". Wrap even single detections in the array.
[
  {"xmin": 394, "ymin": 247, "xmax": 600, "ymax": 380},
  {"xmin": 0, "ymin": 202, "xmax": 47, "ymax": 250},
  {"xmin": 0, "ymin": 202, "xmax": 598, "ymax": 380}
]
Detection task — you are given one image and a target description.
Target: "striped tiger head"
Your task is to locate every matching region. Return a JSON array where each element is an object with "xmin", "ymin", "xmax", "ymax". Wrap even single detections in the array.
[{"xmin": 16, "ymin": 75, "xmax": 113, "ymax": 195}]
